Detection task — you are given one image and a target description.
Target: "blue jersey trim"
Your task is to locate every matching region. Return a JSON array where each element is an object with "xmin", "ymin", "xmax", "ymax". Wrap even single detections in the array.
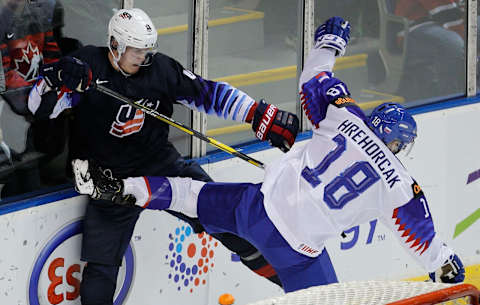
[{"xmin": 1, "ymin": 94, "xmax": 480, "ymax": 214}]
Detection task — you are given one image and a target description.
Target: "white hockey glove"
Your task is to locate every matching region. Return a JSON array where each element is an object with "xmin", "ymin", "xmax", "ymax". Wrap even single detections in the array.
[
  {"xmin": 429, "ymin": 254, "xmax": 465, "ymax": 283},
  {"xmin": 314, "ymin": 16, "xmax": 351, "ymax": 57},
  {"xmin": 72, "ymin": 159, "xmax": 135, "ymax": 205}
]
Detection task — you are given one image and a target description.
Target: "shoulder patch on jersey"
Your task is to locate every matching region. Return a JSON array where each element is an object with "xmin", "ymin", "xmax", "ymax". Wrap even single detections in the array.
[
  {"xmin": 411, "ymin": 180, "xmax": 424, "ymax": 198},
  {"xmin": 333, "ymin": 96, "xmax": 356, "ymax": 108}
]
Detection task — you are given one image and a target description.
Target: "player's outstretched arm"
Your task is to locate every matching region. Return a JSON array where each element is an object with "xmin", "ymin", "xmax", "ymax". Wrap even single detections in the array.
[
  {"xmin": 168, "ymin": 58, "xmax": 299, "ymax": 152},
  {"xmin": 380, "ymin": 186, "xmax": 465, "ymax": 283}
]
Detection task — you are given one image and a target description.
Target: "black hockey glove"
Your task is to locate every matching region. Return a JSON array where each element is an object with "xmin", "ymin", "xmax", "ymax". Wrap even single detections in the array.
[
  {"xmin": 40, "ymin": 56, "xmax": 92, "ymax": 92},
  {"xmin": 251, "ymin": 100, "xmax": 299, "ymax": 152},
  {"xmin": 72, "ymin": 159, "xmax": 136, "ymax": 206}
]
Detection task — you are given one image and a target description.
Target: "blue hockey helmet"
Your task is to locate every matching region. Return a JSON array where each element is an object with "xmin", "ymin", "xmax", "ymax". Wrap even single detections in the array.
[{"xmin": 367, "ymin": 103, "xmax": 417, "ymax": 154}]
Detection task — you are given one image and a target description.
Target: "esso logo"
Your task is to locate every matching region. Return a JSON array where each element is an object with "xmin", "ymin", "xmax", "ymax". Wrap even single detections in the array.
[
  {"xmin": 41, "ymin": 242, "xmax": 85, "ymax": 304},
  {"xmin": 29, "ymin": 220, "xmax": 134, "ymax": 305}
]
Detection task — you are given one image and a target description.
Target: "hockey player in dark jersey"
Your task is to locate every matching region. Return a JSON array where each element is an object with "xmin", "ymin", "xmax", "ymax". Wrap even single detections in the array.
[{"xmin": 28, "ymin": 7, "xmax": 299, "ymax": 305}]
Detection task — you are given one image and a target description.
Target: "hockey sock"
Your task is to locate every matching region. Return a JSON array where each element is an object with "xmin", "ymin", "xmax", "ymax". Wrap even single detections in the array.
[
  {"xmin": 124, "ymin": 176, "xmax": 204, "ymax": 219},
  {"xmin": 123, "ymin": 176, "xmax": 172, "ymax": 209},
  {"xmin": 240, "ymin": 252, "xmax": 282, "ymax": 287},
  {"xmin": 212, "ymin": 232, "xmax": 283, "ymax": 288}
]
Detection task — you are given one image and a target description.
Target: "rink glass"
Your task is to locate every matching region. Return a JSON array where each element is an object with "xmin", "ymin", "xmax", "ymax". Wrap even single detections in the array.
[{"xmin": 0, "ymin": 0, "xmax": 473, "ymax": 203}]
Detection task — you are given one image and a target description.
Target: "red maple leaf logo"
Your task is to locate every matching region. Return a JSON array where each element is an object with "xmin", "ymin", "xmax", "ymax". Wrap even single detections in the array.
[{"xmin": 13, "ymin": 41, "xmax": 43, "ymax": 82}]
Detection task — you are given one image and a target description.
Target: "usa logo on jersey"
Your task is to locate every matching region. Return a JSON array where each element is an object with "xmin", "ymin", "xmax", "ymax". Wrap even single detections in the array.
[{"xmin": 110, "ymin": 104, "xmax": 145, "ymax": 137}]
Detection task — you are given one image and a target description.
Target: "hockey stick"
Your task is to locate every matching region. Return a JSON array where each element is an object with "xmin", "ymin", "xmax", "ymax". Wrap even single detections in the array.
[{"xmin": 93, "ymin": 81, "xmax": 265, "ymax": 169}]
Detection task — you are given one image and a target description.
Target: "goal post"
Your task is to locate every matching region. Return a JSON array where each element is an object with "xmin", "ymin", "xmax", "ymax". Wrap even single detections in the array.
[
  {"xmin": 246, "ymin": 281, "xmax": 480, "ymax": 305},
  {"xmin": 389, "ymin": 283, "xmax": 480, "ymax": 305}
]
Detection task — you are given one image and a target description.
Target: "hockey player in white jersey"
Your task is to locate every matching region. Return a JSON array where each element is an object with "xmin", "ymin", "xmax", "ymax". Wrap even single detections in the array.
[{"xmin": 72, "ymin": 17, "xmax": 465, "ymax": 292}]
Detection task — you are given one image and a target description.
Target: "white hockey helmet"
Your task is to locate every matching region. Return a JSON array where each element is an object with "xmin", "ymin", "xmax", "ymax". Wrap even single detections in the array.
[{"xmin": 107, "ymin": 8, "xmax": 157, "ymax": 60}]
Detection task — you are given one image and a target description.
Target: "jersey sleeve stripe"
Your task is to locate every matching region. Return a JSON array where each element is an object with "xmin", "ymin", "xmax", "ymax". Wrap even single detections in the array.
[
  {"xmin": 223, "ymin": 91, "xmax": 239, "ymax": 119},
  {"xmin": 218, "ymin": 87, "xmax": 233, "ymax": 115},
  {"xmin": 177, "ymin": 77, "xmax": 256, "ymax": 123},
  {"xmin": 232, "ymin": 93, "xmax": 247, "ymax": 121}
]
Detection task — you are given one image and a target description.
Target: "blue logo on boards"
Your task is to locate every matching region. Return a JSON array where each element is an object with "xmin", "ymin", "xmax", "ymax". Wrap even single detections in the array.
[{"xmin": 28, "ymin": 220, "xmax": 134, "ymax": 305}]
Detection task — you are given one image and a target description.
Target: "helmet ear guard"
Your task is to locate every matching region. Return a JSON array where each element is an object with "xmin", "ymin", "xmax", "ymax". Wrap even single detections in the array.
[{"xmin": 367, "ymin": 103, "xmax": 417, "ymax": 154}]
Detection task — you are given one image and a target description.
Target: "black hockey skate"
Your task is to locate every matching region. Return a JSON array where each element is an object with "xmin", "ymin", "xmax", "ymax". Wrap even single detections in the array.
[{"xmin": 72, "ymin": 159, "xmax": 136, "ymax": 206}]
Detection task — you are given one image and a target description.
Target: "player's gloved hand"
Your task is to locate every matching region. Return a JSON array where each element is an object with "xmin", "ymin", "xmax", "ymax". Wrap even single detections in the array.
[
  {"xmin": 300, "ymin": 71, "xmax": 351, "ymax": 128},
  {"xmin": 40, "ymin": 56, "xmax": 92, "ymax": 92},
  {"xmin": 314, "ymin": 16, "xmax": 351, "ymax": 56},
  {"xmin": 72, "ymin": 159, "xmax": 136, "ymax": 206},
  {"xmin": 40, "ymin": 62, "xmax": 63, "ymax": 89},
  {"xmin": 252, "ymin": 100, "xmax": 299, "ymax": 152},
  {"xmin": 59, "ymin": 56, "xmax": 92, "ymax": 92},
  {"xmin": 429, "ymin": 254, "xmax": 465, "ymax": 283}
]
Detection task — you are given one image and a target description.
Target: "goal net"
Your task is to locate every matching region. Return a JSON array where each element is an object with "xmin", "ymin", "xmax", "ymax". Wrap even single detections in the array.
[{"xmin": 247, "ymin": 281, "xmax": 480, "ymax": 305}]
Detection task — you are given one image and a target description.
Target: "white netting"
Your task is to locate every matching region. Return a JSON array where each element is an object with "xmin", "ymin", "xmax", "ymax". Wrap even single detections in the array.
[{"xmin": 247, "ymin": 281, "xmax": 479, "ymax": 305}]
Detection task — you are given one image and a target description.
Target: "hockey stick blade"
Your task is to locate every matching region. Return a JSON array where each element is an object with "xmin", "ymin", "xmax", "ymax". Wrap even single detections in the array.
[{"xmin": 93, "ymin": 81, "xmax": 265, "ymax": 169}]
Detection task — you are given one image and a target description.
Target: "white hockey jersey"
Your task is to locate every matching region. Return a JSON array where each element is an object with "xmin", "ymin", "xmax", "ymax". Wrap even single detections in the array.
[{"xmin": 260, "ymin": 49, "xmax": 452, "ymax": 272}]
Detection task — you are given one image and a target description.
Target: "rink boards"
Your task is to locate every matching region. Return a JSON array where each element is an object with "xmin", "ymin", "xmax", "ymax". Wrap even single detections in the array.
[{"xmin": 1, "ymin": 101, "xmax": 480, "ymax": 305}]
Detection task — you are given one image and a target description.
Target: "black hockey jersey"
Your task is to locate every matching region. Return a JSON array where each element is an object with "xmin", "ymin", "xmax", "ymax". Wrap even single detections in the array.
[{"xmin": 28, "ymin": 46, "xmax": 256, "ymax": 177}]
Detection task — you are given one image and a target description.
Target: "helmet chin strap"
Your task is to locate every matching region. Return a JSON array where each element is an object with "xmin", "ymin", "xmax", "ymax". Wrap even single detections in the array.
[
  {"xmin": 115, "ymin": 61, "xmax": 132, "ymax": 77},
  {"xmin": 110, "ymin": 52, "xmax": 132, "ymax": 77},
  {"xmin": 108, "ymin": 40, "xmax": 132, "ymax": 77}
]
